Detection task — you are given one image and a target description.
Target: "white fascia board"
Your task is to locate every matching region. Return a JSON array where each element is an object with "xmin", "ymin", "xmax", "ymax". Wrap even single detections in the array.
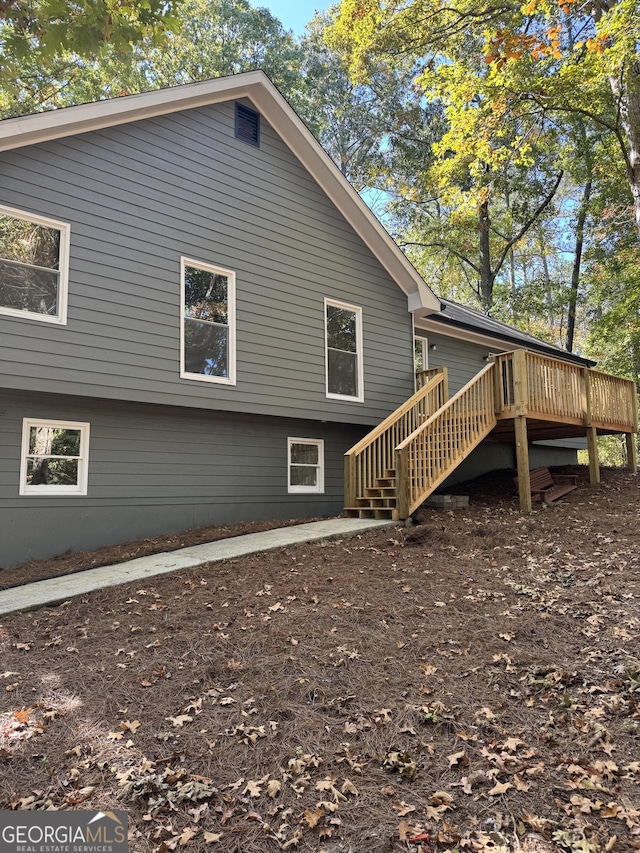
[
  {"xmin": 250, "ymin": 84, "xmax": 440, "ymax": 314},
  {"xmin": 0, "ymin": 73, "xmax": 264, "ymax": 151},
  {"xmin": 0, "ymin": 71, "xmax": 440, "ymax": 315}
]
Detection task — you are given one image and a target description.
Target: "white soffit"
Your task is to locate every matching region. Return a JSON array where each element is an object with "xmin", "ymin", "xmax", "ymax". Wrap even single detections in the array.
[
  {"xmin": 0, "ymin": 71, "xmax": 440, "ymax": 314},
  {"xmin": 415, "ymin": 318, "xmax": 525, "ymax": 353}
]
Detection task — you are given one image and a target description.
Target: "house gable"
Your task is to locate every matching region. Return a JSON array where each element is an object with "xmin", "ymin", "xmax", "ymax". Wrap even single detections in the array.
[
  {"xmin": 0, "ymin": 72, "xmax": 440, "ymax": 317},
  {"xmin": 0, "ymin": 96, "xmax": 420, "ymax": 425}
]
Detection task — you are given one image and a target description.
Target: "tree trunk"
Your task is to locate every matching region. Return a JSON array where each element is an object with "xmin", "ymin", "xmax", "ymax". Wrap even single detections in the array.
[
  {"xmin": 566, "ymin": 177, "xmax": 592, "ymax": 352},
  {"xmin": 608, "ymin": 62, "xmax": 640, "ymax": 245},
  {"xmin": 478, "ymin": 199, "xmax": 494, "ymax": 310}
]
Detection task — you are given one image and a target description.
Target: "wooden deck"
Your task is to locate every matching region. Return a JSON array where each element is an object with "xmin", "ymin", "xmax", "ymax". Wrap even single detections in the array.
[{"xmin": 345, "ymin": 350, "xmax": 638, "ymax": 518}]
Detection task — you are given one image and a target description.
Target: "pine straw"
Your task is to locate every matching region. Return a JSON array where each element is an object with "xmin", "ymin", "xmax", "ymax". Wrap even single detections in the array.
[{"xmin": 0, "ymin": 467, "xmax": 639, "ymax": 853}]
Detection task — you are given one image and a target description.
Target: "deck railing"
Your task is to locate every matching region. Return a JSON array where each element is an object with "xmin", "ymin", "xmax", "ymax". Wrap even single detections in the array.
[
  {"xmin": 493, "ymin": 350, "xmax": 637, "ymax": 432},
  {"xmin": 395, "ymin": 363, "xmax": 497, "ymax": 518},
  {"xmin": 344, "ymin": 368, "xmax": 448, "ymax": 509},
  {"xmin": 588, "ymin": 369, "xmax": 638, "ymax": 431},
  {"xmin": 416, "ymin": 367, "xmax": 447, "ymax": 391}
]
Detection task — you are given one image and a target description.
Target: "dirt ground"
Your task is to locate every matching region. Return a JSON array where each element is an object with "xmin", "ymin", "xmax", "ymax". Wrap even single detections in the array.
[{"xmin": 0, "ymin": 466, "xmax": 638, "ymax": 853}]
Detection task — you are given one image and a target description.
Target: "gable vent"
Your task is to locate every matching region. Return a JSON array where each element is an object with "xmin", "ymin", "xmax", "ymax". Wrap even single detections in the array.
[{"xmin": 235, "ymin": 103, "xmax": 260, "ymax": 147}]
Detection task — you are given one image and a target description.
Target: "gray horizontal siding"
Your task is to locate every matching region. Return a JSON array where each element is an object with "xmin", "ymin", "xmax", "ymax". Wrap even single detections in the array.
[
  {"xmin": 418, "ymin": 330, "xmax": 490, "ymax": 394},
  {"xmin": 0, "ymin": 389, "xmax": 366, "ymax": 568},
  {"xmin": 0, "ymin": 101, "xmax": 415, "ymax": 426}
]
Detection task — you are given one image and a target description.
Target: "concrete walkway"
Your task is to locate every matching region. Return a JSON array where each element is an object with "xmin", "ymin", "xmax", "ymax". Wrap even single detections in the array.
[{"xmin": 0, "ymin": 517, "xmax": 394, "ymax": 617}]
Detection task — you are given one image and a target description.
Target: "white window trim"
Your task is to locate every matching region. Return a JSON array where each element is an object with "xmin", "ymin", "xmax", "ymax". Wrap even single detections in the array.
[
  {"xmin": 0, "ymin": 204, "xmax": 70, "ymax": 325},
  {"xmin": 180, "ymin": 256, "xmax": 236, "ymax": 386},
  {"xmin": 19, "ymin": 418, "xmax": 90, "ymax": 496},
  {"xmin": 288, "ymin": 437, "xmax": 325, "ymax": 494},
  {"xmin": 414, "ymin": 335, "xmax": 429, "ymax": 371},
  {"xmin": 324, "ymin": 297, "xmax": 364, "ymax": 403}
]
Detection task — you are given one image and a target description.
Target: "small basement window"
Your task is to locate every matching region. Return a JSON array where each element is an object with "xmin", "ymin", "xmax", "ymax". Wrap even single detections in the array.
[
  {"xmin": 235, "ymin": 103, "xmax": 260, "ymax": 147},
  {"xmin": 20, "ymin": 419, "xmax": 90, "ymax": 495},
  {"xmin": 288, "ymin": 438, "xmax": 324, "ymax": 494}
]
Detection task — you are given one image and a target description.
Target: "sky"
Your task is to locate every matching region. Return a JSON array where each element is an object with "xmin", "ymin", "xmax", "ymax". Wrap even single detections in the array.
[{"xmin": 261, "ymin": 0, "xmax": 328, "ymax": 35}]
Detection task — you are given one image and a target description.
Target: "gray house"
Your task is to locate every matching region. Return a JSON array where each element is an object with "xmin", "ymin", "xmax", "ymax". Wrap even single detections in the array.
[{"xmin": 0, "ymin": 72, "xmax": 636, "ymax": 568}]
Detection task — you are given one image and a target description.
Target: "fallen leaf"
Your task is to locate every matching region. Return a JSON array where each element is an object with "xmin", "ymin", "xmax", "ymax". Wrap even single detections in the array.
[
  {"xmin": 267, "ymin": 779, "xmax": 281, "ymax": 798},
  {"xmin": 392, "ymin": 800, "xmax": 416, "ymax": 816},
  {"xmin": 179, "ymin": 827, "xmax": 198, "ymax": 845},
  {"xmin": 341, "ymin": 779, "xmax": 358, "ymax": 796},
  {"xmin": 489, "ymin": 780, "xmax": 513, "ymax": 796},
  {"xmin": 203, "ymin": 832, "xmax": 222, "ymax": 844},
  {"xmin": 166, "ymin": 714, "xmax": 193, "ymax": 728},
  {"xmin": 243, "ymin": 780, "xmax": 262, "ymax": 798},
  {"xmin": 448, "ymin": 750, "xmax": 466, "ymax": 767},
  {"xmin": 282, "ymin": 828, "xmax": 303, "ymax": 849},
  {"xmin": 303, "ymin": 807, "xmax": 324, "ymax": 828}
]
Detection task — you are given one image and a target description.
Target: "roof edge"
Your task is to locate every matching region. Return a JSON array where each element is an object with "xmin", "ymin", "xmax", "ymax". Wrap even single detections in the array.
[
  {"xmin": 421, "ymin": 311, "xmax": 596, "ymax": 368},
  {"xmin": 0, "ymin": 72, "xmax": 441, "ymax": 315}
]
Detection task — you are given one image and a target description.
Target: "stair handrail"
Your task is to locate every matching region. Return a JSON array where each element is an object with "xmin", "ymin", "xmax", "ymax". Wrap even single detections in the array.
[
  {"xmin": 344, "ymin": 368, "xmax": 448, "ymax": 508},
  {"xmin": 395, "ymin": 362, "xmax": 497, "ymax": 518}
]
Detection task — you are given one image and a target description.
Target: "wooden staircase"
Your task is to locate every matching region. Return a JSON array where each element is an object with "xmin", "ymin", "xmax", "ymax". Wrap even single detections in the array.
[
  {"xmin": 345, "ymin": 363, "xmax": 496, "ymax": 520},
  {"xmin": 344, "ymin": 350, "xmax": 638, "ymax": 520},
  {"xmin": 345, "ymin": 468, "xmax": 398, "ymax": 520}
]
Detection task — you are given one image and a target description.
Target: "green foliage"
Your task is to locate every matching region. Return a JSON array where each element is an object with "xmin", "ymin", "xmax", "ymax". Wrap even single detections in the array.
[
  {"xmin": 0, "ymin": 0, "xmax": 182, "ymax": 105},
  {"xmin": 1, "ymin": 0, "xmax": 181, "ymax": 61},
  {"xmin": 142, "ymin": 0, "xmax": 303, "ymax": 94},
  {"xmin": 329, "ymin": 0, "xmax": 640, "ymax": 320}
]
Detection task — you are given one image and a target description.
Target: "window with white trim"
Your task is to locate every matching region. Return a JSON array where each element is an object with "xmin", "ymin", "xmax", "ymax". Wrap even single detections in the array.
[
  {"xmin": 19, "ymin": 419, "xmax": 90, "ymax": 495},
  {"xmin": 181, "ymin": 258, "xmax": 236, "ymax": 384},
  {"xmin": 414, "ymin": 336, "xmax": 429, "ymax": 372},
  {"xmin": 0, "ymin": 205, "xmax": 70, "ymax": 324},
  {"xmin": 325, "ymin": 298, "xmax": 363, "ymax": 401},
  {"xmin": 288, "ymin": 438, "xmax": 324, "ymax": 494}
]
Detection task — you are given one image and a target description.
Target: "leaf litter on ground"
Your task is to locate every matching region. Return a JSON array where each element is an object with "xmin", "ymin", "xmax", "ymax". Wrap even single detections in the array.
[{"xmin": 0, "ymin": 466, "xmax": 638, "ymax": 852}]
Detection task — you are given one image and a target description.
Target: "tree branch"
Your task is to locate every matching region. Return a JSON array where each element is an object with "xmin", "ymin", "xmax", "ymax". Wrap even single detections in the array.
[
  {"xmin": 492, "ymin": 169, "xmax": 564, "ymax": 279},
  {"xmin": 400, "ymin": 240, "xmax": 481, "ymax": 273}
]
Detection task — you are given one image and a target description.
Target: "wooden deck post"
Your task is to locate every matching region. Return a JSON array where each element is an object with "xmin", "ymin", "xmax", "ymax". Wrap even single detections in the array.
[
  {"xmin": 491, "ymin": 356, "xmax": 503, "ymax": 416},
  {"xmin": 512, "ymin": 350, "xmax": 532, "ymax": 512},
  {"xmin": 626, "ymin": 433, "xmax": 638, "ymax": 473},
  {"xmin": 515, "ymin": 415, "xmax": 532, "ymax": 512},
  {"xmin": 581, "ymin": 367, "xmax": 592, "ymax": 425},
  {"xmin": 344, "ymin": 454, "xmax": 356, "ymax": 509},
  {"xmin": 395, "ymin": 446, "xmax": 410, "ymax": 520},
  {"xmin": 586, "ymin": 426, "xmax": 600, "ymax": 484},
  {"xmin": 629, "ymin": 383, "xmax": 639, "ymax": 473},
  {"xmin": 512, "ymin": 349, "xmax": 529, "ymax": 416},
  {"xmin": 440, "ymin": 366, "xmax": 449, "ymax": 405}
]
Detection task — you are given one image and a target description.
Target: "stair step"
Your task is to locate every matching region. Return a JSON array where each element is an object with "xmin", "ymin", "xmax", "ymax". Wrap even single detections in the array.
[
  {"xmin": 373, "ymin": 478, "xmax": 395, "ymax": 488},
  {"xmin": 344, "ymin": 506, "xmax": 396, "ymax": 520},
  {"xmin": 364, "ymin": 487, "xmax": 396, "ymax": 498},
  {"xmin": 356, "ymin": 497, "xmax": 397, "ymax": 508}
]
